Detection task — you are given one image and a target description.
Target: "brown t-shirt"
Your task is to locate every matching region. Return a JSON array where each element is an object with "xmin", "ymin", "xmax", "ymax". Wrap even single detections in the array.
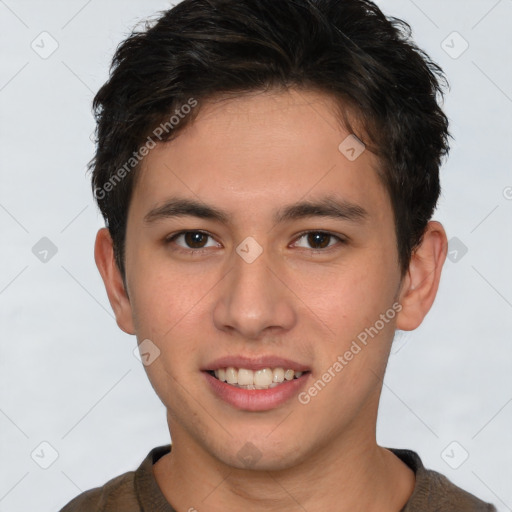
[{"xmin": 59, "ymin": 445, "xmax": 497, "ymax": 512}]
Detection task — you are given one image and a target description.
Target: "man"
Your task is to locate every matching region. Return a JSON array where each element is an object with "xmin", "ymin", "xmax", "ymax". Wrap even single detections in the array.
[{"xmin": 60, "ymin": 0, "xmax": 497, "ymax": 510}]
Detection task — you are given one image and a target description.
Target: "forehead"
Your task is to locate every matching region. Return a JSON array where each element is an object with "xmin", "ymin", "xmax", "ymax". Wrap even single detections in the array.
[{"xmin": 131, "ymin": 88, "xmax": 389, "ymax": 223}]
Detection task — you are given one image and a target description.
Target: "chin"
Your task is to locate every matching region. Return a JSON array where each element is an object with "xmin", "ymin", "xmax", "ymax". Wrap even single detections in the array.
[{"xmin": 212, "ymin": 435, "xmax": 310, "ymax": 472}]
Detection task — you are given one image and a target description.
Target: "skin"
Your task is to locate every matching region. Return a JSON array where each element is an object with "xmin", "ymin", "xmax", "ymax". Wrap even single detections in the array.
[{"xmin": 95, "ymin": 88, "xmax": 447, "ymax": 512}]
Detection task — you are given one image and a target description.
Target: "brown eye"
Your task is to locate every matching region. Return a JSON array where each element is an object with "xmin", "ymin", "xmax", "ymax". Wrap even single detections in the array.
[
  {"xmin": 183, "ymin": 232, "xmax": 208, "ymax": 248},
  {"xmin": 166, "ymin": 231, "xmax": 218, "ymax": 251},
  {"xmin": 307, "ymin": 232, "xmax": 331, "ymax": 249},
  {"xmin": 293, "ymin": 231, "xmax": 345, "ymax": 250}
]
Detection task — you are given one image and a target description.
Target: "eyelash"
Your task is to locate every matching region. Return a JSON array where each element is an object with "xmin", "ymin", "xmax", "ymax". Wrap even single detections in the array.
[{"xmin": 164, "ymin": 230, "xmax": 347, "ymax": 254}]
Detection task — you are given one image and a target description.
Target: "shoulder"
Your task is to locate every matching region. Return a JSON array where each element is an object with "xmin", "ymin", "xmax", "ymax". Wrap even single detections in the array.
[
  {"xmin": 58, "ymin": 445, "xmax": 172, "ymax": 512},
  {"xmin": 58, "ymin": 470, "xmax": 139, "ymax": 512},
  {"xmin": 389, "ymin": 448, "xmax": 497, "ymax": 512}
]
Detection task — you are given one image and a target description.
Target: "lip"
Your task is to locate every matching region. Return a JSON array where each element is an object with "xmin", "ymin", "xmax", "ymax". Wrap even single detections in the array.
[
  {"xmin": 203, "ymin": 355, "xmax": 310, "ymax": 372},
  {"xmin": 203, "ymin": 370, "xmax": 310, "ymax": 411}
]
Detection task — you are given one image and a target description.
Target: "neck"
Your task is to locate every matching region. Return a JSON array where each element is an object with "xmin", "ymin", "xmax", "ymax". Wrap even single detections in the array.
[{"xmin": 154, "ymin": 419, "xmax": 415, "ymax": 512}]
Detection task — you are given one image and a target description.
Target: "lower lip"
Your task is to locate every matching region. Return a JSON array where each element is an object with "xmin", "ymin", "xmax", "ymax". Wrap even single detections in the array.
[{"xmin": 203, "ymin": 371, "xmax": 310, "ymax": 411}]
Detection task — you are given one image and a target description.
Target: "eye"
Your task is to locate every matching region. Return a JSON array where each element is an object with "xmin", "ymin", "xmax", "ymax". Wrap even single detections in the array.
[
  {"xmin": 166, "ymin": 231, "xmax": 219, "ymax": 251},
  {"xmin": 292, "ymin": 231, "xmax": 346, "ymax": 250},
  {"xmin": 165, "ymin": 230, "xmax": 346, "ymax": 254}
]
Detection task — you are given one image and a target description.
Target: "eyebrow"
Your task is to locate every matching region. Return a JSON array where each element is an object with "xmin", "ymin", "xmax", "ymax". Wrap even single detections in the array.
[{"xmin": 143, "ymin": 195, "xmax": 369, "ymax": 226}]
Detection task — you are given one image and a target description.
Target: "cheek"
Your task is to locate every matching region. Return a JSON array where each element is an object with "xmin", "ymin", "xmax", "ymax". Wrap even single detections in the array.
[
  {"xmin": 131, "ymin": 273, "xmax": 203, "ymax": 342},
  {"xmin": 131, "ymin": 266, "xmax": 205, "ymax": 400},
  {"xmin": 299, "ymin": 252, "xmax": 398, "ymax": 339},
  {"xmin": 127, "ymin": 240, "xmax": 206, "ymax": 334},
  {"xmin": 298, "ymin": 263, "xmax": 399, "ymax": 417}
]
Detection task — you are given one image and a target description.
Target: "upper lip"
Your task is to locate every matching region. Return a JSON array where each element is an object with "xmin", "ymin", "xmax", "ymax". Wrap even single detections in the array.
[{"xmin": 203, "ymin": 355, "xmax": 310, "ymax": 372}]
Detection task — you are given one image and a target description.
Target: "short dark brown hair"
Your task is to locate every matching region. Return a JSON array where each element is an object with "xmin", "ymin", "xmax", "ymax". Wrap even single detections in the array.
[{"xmin": 90, "ymin": 0, "xmax": 450, "ymax": 282}]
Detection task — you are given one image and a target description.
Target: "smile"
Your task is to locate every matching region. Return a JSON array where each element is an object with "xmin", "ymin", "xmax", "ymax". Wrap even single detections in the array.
[{"xmin": 208, "ymin": 367, "xmax": 306, "ymax": 390}]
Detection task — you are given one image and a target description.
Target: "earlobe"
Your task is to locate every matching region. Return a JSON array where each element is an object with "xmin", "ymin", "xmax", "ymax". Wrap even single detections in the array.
[
  {"xmin": 396, "ymin": 221, "xmax": 448, "ymax": 331},
  {"xmin": 94, "ymin": 228, "xmax": 135, "ymax": 335}
]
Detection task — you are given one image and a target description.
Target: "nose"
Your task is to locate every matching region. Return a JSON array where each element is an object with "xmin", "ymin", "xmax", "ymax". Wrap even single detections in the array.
[{"xmin": 212, "ymin": 241, "xmax": 296, "ymax": 340}]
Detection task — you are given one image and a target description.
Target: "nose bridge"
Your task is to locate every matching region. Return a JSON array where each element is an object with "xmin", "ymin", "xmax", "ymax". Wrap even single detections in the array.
[{"xmin": 213, "ymin": 237, "xmax": 295, "ymax": 338}]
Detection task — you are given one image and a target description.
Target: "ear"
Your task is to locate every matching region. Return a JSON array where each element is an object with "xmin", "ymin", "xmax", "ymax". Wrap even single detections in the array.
[
  {"xmin": 396, "ymin": 221, "xmax": 448, "ymax": 331},
  {"xmin": 94, "ymin": 227, "xmax": 135, "ymax": 335}
]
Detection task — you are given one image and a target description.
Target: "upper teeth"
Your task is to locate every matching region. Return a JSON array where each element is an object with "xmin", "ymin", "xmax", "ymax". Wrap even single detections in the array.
[{"xmin": 214, "ymin": 367, "xmax": 303, "ymax": 389}]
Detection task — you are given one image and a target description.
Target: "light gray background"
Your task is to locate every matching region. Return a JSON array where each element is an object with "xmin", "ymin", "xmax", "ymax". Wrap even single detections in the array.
[{"xmin": 1, "ymin": 0, "xmax": 511, "ymax": 511}]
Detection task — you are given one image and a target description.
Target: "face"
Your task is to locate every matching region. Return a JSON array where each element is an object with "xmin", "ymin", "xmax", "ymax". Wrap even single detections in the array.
[{"xmin": 119, "ymin": 89, "xmax": 406, "ymax": 470}]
